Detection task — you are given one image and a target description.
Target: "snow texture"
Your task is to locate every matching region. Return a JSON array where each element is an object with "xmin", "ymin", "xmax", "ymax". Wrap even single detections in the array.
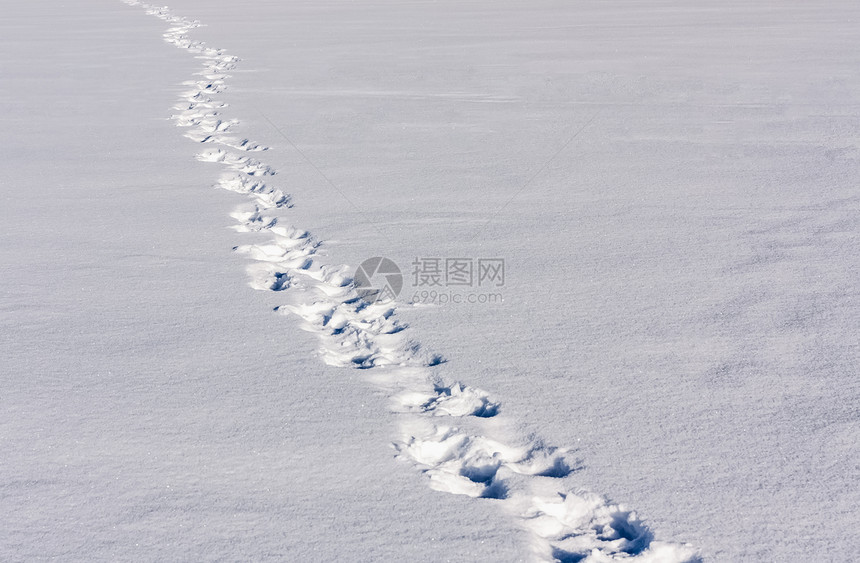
[
  {"xmin": 3, "ymin": 0, "xmax": 858, "ymax": 561},
  {"xmin": 114, "ymin": 3, "xmax": 699, "ymax": 560}
]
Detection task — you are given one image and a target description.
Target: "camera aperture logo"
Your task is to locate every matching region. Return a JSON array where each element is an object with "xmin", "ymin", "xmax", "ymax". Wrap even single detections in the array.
[{"xmin": 354, "ymin": 257, "xmax": 403, "ymax": 303}]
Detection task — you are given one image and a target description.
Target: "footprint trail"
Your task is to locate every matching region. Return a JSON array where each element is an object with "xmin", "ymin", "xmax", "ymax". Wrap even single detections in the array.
[{"xmin": 121, "ymin": 2, "xmax": 700, "ymax": 561}]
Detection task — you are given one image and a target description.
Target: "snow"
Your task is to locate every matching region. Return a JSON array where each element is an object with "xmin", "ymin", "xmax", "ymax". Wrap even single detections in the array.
[{"xmin": 2, "ymin": 0, "xmax": 859, "ymax": 561}]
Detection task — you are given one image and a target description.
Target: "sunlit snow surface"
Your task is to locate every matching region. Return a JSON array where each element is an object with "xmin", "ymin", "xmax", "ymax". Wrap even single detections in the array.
[{"xmin": 2, "ymin": 1, "xmax": 858, "ymax": 561}]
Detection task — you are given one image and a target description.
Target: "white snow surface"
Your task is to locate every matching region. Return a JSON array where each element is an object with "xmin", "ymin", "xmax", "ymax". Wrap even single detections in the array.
[{"xmin": 2, "ymin": 1, "xmax": 859, "ymax": 561}]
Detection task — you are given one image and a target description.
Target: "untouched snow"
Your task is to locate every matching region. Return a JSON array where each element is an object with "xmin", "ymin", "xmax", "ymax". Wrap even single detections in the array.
[{"xmin": 3, "ymin": 0, "xmax": 859, "ymax": 561}]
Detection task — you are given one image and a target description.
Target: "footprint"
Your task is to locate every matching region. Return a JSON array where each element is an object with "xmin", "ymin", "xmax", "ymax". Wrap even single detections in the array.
[
  {"xmin": 395, "ymin": 420, "xmax": 572, "ymax": 501},
  {"xmin": 196, "ymin": 149, "xmax": 275, "ymax": 176},
  {"xmin": 217, "ymin": 173, "xmax": 290, "ymax": 208},
  {"xmin": 218, "ymin": 137, "xmax": 268, "ymax": 152},
  {"xmin": 245, "ymin": 262, "xmax": 292, "ymax": 292},
  {"xmin": 393, "ymin": 383, "xmax": 499, "ymax": 418}
]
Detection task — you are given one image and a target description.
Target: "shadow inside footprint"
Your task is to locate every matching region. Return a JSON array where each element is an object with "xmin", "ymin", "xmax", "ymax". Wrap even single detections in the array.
[
  {"xmin": 460, "ymin": 464, "xmax": 508, "ymax": 499},
  {"xmin": 480, "ymin": 478, "xmax": 508, "ymax": 500},
  {"xmin": 428, "ymin": 354, "xmax": 446, "ymax": 366},
  {"xmin": 270, "ymin": 272, "xmax": 290, "ymax": 291},
  {"xmin": 535, "ymin": 456, "xmax": 575, "ymax": 478},
  {"xmin": 599, "ymin": 512, "xmax": 654, "ymax": 555},
  {"xmin": 474, "ymin": 401, "xmax": 499, "ymax": 418},
  {"xmin": 550, "ymin": 547, "xmax": 589, "ymax": 563},
  {"xmin": 461, "ymin": 463, "xmax": 499, "ymax": 484}
]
